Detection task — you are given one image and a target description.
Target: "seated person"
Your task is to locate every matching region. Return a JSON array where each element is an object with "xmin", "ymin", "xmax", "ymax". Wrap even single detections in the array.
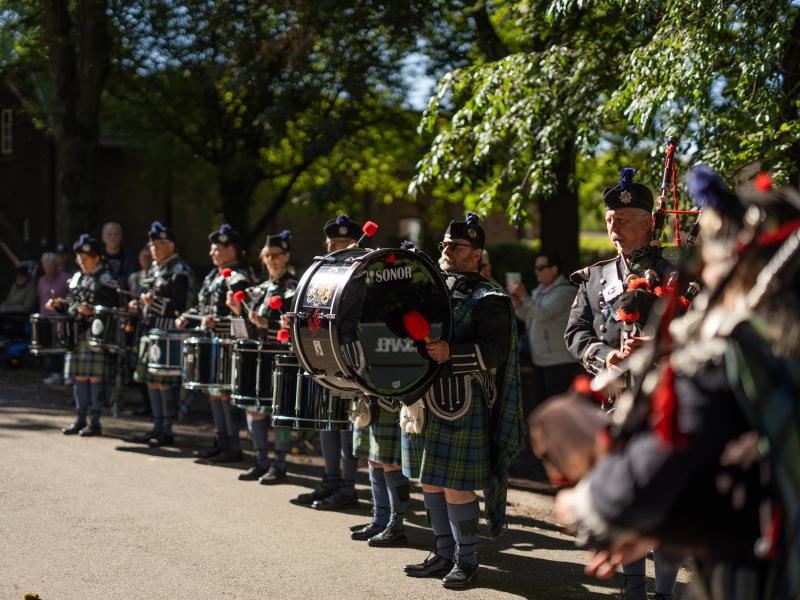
[{"xmin": 0, "ymin": 265, "xmax": 38, "ymax": 338}]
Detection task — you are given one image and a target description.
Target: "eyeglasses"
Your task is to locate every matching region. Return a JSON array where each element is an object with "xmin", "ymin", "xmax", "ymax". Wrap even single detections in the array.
[
  {"xmin": 438, "ymin": 241, "xmax": 476, "ymax": 252},
  {"xmin": 534, "ymin": 265, "xmax": 552, "ymax": 272}
]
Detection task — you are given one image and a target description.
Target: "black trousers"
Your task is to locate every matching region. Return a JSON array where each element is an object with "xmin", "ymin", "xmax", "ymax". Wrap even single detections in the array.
[{"xmin": 530, "ymin": 361, "xmax": 584, "ymax": 411}]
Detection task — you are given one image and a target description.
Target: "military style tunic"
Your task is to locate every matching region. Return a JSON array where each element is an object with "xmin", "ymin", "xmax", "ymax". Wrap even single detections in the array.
[
  {"xmin": 62, "ymin": 266, "xmax": 120, "ymax": 381},
  {"xmin": 193, "ymin": 262, "xmax": 252, "ymax": 336},
  {"xmin": 565, "ymin": 245, "xmax": 674, "ymax": 374}
]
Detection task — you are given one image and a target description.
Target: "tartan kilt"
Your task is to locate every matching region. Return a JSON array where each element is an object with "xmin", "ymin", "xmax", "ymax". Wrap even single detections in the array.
[
  {"xmin": 134, "ymin": 334, "xmax": 180, "ymax": 386},
  {"xmin": 353, "ymin": 402, "xmax": 402, "ymax": 465},
  {"xmin": 401, "ymin": 380, "xmax": 490, "ymax": 491},
  {"xmin": 64, "ymin": 335, "xmax": 114, "ymax": 382}
]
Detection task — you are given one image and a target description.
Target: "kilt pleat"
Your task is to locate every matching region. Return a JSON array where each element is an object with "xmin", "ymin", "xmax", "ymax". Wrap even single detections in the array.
[
  {"xmin": 353, "ymin": 402, "xmax": 402, "ymax": 465},
  {"xmin": 64, "ymin": 335, "xmax": 114, "ymax": 381}
]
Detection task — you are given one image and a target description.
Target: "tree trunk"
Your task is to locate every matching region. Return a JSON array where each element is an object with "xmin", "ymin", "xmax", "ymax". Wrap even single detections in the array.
[
  {"xmin": 218, "ymin": 166, "xmax": 260, "ymax": 237},
  {"xmin": 539, "ymin": 139, "xmax": 580, "ymax": 274},
  {"xmin": 780, "ymin": 8, "xmax": 800, "ymax": 187}
]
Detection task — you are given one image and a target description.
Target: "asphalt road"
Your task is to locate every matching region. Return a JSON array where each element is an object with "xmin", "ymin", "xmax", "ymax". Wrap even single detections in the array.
[{"xmin": 0, "ymin": 384, "xmax": 686, "ymax": 600}]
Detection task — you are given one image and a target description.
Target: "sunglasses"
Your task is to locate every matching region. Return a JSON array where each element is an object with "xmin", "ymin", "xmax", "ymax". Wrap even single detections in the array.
[{"xmin": 438, "ymin": 241, "xmax": 476, "ymax": 252}]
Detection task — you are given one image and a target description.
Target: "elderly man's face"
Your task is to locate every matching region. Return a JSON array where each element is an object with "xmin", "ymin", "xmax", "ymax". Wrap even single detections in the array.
[
  {"xmin": 41, "ymin": 258, "xmax": 57, "ymax": 277},
  {"xmin": 605, "ymin": 208, "xmax": 653, "ymax": 254},
  {"xmin": 102, "ymin": 224, "xmax": 123, "ymax": 251},
  {"xmin": 149, "ymin": 240, "xmax": 174, "ymax": 264},
  {"xmin": 438, "ymin": 239, "xmax": 482, "ymax": 273}
]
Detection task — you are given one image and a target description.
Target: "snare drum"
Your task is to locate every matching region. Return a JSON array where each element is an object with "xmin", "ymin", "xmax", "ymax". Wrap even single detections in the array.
[
  {"xmin": 29, "ymin": 313, "xmax": 77, "ymax": 355},
  {"xmin": 88, "ymin": 306, "xmax": 139, "ymax": 353},
  {"xmin": 148, "ymin": 329, "xmax": 195, "ymax": 376},
  {"xmin": 272, "ymin": 354, "xmax": 351, "ymax": 431},
  {"xmin": 230, "ymin": 340, "xmax": 281, "ymax": 409},
  {"xmin": 182, "ymin": 336, "xmax": 233, "ymax": 391}
]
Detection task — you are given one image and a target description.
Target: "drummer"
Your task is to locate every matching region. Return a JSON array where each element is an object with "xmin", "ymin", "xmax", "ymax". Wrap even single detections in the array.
[
  {"xmin": 178, "ymin": 224, "xmax": 253, "ymax": 463},
  {"xmin": 292, "ymin": 215, "xmax": 361, "ymax": 508},
  {"xmin": 401, "ymin": 213, "xmax": 524, "ymax": 589},
  {"xmin": 47, "ymin": 234, "xmax": 121, "ymax": 437},
  {"xmin": 129, "ymin": 221, "xmax": 194, "ymax": 447},
  {"xmin": 226, "ymin": 230, "xmax": 297, "ymax": 484}
]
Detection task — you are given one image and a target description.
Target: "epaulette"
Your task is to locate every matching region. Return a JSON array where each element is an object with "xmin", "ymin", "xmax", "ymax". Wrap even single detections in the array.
[{"xmin": 569, "ymin": 256, "xmax": 617, "ymax": 285}]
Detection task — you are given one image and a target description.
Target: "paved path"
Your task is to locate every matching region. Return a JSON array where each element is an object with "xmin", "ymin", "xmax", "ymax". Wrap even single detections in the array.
[{"xmin": 0, "ymin": 387, "xmax": 686, "ymax": 600}]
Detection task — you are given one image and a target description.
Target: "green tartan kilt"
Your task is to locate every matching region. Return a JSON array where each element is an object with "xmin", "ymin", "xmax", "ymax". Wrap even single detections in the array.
[
  {"xmin": 401, "ymin": 382, "xmax": 490, "ymax": 491},
  {"xmin": 64, "ymin": 335, "xmax": 114, "ymax": 382},
  {"xmin": 134, "ymin": 334, "xmax": 181, "ymax": 386},
  {"xmin": 353, "ymin": 402, "xmax": 402, "ymax": 465}
]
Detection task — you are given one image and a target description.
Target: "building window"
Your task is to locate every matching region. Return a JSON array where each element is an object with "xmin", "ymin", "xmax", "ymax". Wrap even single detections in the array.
[{"xmin": 1, "ymin": 109, "xmax": 12, "ymax": 155}]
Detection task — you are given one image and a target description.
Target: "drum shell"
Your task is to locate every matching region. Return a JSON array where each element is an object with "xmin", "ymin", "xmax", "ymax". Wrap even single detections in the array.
[
  {"xmin": 182, "ymin": 336, "xmax": 232, "ymax": 391},
  {"xmin": 147, "ymin": 329, "xmax": 196, "ymax": 376},
  {"xmin": 230, "ymin": 340, "xmax": 281, "ymax": 409},
  {"xmin": 88, "ymin": 306, "xmax": 139, "ymax": 353},
  {"xmin": 29, "ymin": 313, "xmax": 77, "ymax": 355}
]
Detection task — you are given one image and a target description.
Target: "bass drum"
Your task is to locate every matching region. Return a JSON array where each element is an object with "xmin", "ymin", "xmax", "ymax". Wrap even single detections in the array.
[
  {"xmin": 29, "ymin": 313, "xmax": 77, "ymax": 355},
  {"xmin": 271, "ymin": 354, "xmax": 350, "ymax": 431},
  {"xmin": 230, "ymin": 340, "xmax": 281, "ymax": 410},
  {"xmin": 288, "ymin": 247, "xmax": 451, "ymax": 402}
]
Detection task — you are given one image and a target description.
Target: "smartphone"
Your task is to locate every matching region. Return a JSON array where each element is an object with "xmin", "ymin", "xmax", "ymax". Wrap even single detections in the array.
[{"xmin": 505, "ymin": 271, "xmax": 522, "ymax": 290}]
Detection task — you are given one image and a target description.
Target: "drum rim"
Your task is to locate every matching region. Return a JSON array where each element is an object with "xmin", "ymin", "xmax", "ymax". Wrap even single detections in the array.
[
  {"xmin": 30, "ymin": 313, "xmax": 73, "ymax": 321},
  {"xmin": 291, "ymin": 247, "xmax": 452, "ymax": 400}
]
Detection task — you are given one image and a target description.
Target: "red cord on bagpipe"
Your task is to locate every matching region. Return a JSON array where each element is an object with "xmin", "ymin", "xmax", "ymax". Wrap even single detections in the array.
[{"xmin": 658, "ymin": 140, "xmax": 702, "ymax": 248}]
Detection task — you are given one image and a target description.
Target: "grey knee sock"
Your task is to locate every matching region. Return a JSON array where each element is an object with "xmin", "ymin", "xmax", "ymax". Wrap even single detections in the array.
[
  {"xmin": 148, "ymin": 387, "xmax": 163, "ymax": 433},
  {"xmin": 384, "ymin": 470, "xmax": 409, "ymax": 527},
  {"xmin": 89, "ymin": 382, "xmax": 104, "ymax": 424},
  {"xmin": 447, "ymin": 499, "xmax": 480, "ymax": 566},
  {"xmin": 340, "ymin": 432, "xmax": 357, "ymax": 494},
  {"xmin": 74, "ymin": 380, "xmax": 91, "ymax": 421},
  {"xmin": 654, "ymin": 550, "xmax": 679, "ymax": 595},
  {"xmin": 320, "ymin": 430, "xmax": 342, "ymax": 489},
  {"xmin": 423, "ymin": 491, "xmax": 454, "ymax": 561},
  {"xmin": 246, "ymin": 414, "xmax": 270, "ymax": 469},
  {"xmin": 622, "ymin": 558, "xmax": 647, "ymax": 600},
  {"xmin": 369, "ymin": 465, "xmax": 390, "ymax": 527},
  {"xmin": 161, "ymin": 387, "xmax": 177, "ymax": 434},
  {"xmin": 209, "ymin": 398, "xmax": 228, "ymax": 446},
  {"xmin": 222, "ymin": 401, "xmax": 241, "ymax": 451}
]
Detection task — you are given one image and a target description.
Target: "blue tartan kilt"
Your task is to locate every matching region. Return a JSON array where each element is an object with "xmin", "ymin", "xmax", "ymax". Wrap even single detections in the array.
[
  {"xmin": 354, "ymin": 402, "xmax": 402, "ymax": 465},
  {"xmin": 64, "ymin": 335, "xmax": 114, "ymax": 382},
  {"xmin": 401, "ymin": 382, "xmax": 490, "ymax": 491}
]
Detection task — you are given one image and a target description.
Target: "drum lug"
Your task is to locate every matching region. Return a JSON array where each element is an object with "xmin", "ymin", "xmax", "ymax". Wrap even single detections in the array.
[
  {"xmin": 320, "ymin": 313, "xmax": 336, "ymax": 321},
  {"xmin": 285, "ymin": 311, "xmax": 309, "ymax": 320},
  {"xmin": 334, "ymin": 371, "xmax": 353, "ymax": 381}
]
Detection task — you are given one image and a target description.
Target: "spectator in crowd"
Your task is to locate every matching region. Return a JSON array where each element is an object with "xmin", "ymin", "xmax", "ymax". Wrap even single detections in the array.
[
  {"xmin": 128, "ymin": 246, "xmax": 153, "ymax": 296},
  {"xmin": 102, "ymin": 222, "xmax": 137, "ymax": 289},
  {"xmin": 38, "ymin": 252, "xmax": 71, "ymax": 384},
  {"xmin": 54, "ymin": 244, "xmax": 75, "ymax": 275},
  {"xmin": 510, "ymin": 252, "xmax": 581, "ymax": 409},
  {"xmin": 479, "ymin": 249, "xmax": 495, "ymax": 282},
  {"xmin": 0, "ymin": 264, "xmax": 38, "ymax": 338}
]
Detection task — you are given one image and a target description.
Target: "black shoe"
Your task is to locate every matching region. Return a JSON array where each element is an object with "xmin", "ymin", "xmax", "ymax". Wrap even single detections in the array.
[
  {"xmin": 208, "ymin": 448, "xmax": 243, "ymax": 463},
  {"xmin": 294, "ymin": 486, "xmax": 335, "ymax": 506},
  {"xmin": 79, "ymin": 423, "xmax": 102, "ymax": 437},
  {"xmin": 192, "ymin": 441, "xmax": 224, "ymax": 459},
  {"xmin": 404, "ymin": 554, "xmax": 453, "ymax": 578},
  {"xmin": 133, "ymin": 429, "xmax": 159, "ymax": 444},
  {"xmin": 148, "ymin": 432, "xmax": 175, "ymax": 447},
  {"xmin": 442, "ymin": 561, "xmax": 479, "ymax": 589},
  {"xmin": 62, "ymin": 422, "xmax": 86, "ymax": 435},
  {"xmin": 312, "ymin": 491, "xmax": 359, "ymax": 511},
  {"xmin": 368, "ymin": 524, "xmax": 407, "ymax": 547},
  {"xmin": 259, "ymin": 466, "xmax": 287, "ymax": 485},
  {"xmin": 238, "ymin": 466, "xmax": 268, "ymax": 481},
  {"xmin": 351, "ymin": 522, "xmax": 385, "ymax": 541}
]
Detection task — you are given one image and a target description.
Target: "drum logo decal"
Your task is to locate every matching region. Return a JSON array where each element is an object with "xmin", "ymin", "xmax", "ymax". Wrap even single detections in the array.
[
  {"xmin": 308, "ymin": 309, "xmax": 322, "ymax": 335},
  {"xmin": 149, "ymin": 344, "xmax": 161, "ymax": 362},
  {"xmin": 91, "ymin": 319, "xmax": 104, "ymax": 336},
  {"xmin": 366, "ymin": 265, "xmax": 413, "ymax": 285},
  {"xmin": 313, "ymin": 340, "xmax": 324, "ymax": 356},
  {"xmin": 375, "ymin": 338, "xmax": 416, "ymax": 353}
]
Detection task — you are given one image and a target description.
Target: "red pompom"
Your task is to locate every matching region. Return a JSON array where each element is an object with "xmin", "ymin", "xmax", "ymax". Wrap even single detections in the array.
[
  {"xmin": 362, "ymin": 221, "xmax": 379, "ymax": 237},
  {"xmin": 755, "ymin": 172, "xmax": 773, "ymax": 192},
  {"xmin": 386, "ymin": 253, "xmax": 396, "ymax": 264},
  {"xmin": 572, "ymin": 375, "xmax": 606, "ymax": 405},
  {"xmin": 277, "ymin": 329, "xmax": 290, "ymax": 342},
  {"xmin": 616, "ymin": 308, "xmax": 641, "ymax": 323},
  {"xmin": 626, "ymin": 277, "xmax": 651, "ymax": 293},
  {"xmin": 221, "ymin": 268, "xmax": 232, "ymax": 279},
  {"xmin": 233, "ymin": 290, "xmax": 246, "ymax": 303},
  {"xmin": 268, "ymin": 295, "xmax": 283, "ymax": 310},
  {"xmin": 403, "ymin": 310, "xmax": 430, "ymax": 341},
  {"xmin": 678, "ymin": 295, "xmax": 690, "ymax": 310}
]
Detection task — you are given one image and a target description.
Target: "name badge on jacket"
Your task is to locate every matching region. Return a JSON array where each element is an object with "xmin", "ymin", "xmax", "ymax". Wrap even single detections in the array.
[{"xmin": 602, "ymin": 280, "xmax": 624, "ymax": 303}]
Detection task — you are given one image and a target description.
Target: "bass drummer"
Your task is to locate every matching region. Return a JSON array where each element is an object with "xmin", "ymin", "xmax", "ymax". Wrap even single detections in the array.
[
  {"xmin": 226, "ymin": 230, "xmax": 297, "ymax": 484},
  {"xmin": 47, "ymin": 234, "xmax": 121, "ymax": 437},
  {"xmin": 401, "ymin": 213, "xmax": 524, "ymax": 589},
  {"xmin": 178, "ymin": 224, "xmax": 252, "ymax": 463},
  {"xmin": 129, "ymin": 221, "xmax": 194, "ymax": 447},
  {"xmin": 292, "ymin": 215, "xmax": 361, "ymax": 509}
]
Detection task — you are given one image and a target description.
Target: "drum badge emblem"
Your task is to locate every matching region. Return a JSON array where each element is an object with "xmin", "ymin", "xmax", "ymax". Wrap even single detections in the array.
[
  {"xmin": 91, "ymin": 319, "xmax": 104, "ymax": 336},
  {"xmin": 620, "ymin": 190, "xmax": 632, "ymax": 204},
  {"xmin": 149, "ymin": 344, "xmax": 161, "ymax": 362},
  {"xmin": 308, "ymin": 309, "xmax": 322, "ymax": 335}
]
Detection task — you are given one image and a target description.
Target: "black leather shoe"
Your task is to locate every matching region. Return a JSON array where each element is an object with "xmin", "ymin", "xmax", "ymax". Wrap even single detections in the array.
[
  {"xmin": 79, "ymin": 423, "xmax": 102, "ymax": 437},
  {"xmin": 442, "ymin": 562, "xmax": 479, "ymax": 589},
  {"xmin": 259, "ymin": 466, "xmax": 287, "ymax": 484},
  {"xmin": 193, "ymin": 442, "xmax": 224, "ymax": 459},
  {"xmin": 294, "ymin": 486, "xmax": 334, "ymax": 505},
  {"xmin": 350, "ymin": 522, "xmax": 385, "ymax": 541},
  {"xmin": 404, "ymin": 554, "xmax": 453, "ymax": 578},
  {"xmin": 312, "ymin": 491, "xmax": 359, "ymax": 511},
  {"xmin": 148, "ymin": 432, "xmax": 175, "ymax": 447},
  {"xmin": 368, "ymin": 524, "xmax": 407, "ymax": 547},
  {"xmin": 133, "ymin": 430, "xmax": 159, "ymax": 444},
  {"xmin": 208, "ymin": 448, "xmax": 243, "ymax": 463},
  {"xmin": 238, "ymin": 466, "xmax": 268, "ymax": 481},
  {"xmin": 62, "ymin": 422, "xmax": 86, "ymax": 435}
]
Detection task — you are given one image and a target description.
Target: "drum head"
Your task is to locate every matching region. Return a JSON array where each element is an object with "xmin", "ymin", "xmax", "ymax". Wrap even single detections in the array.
[{"xmin": 292, "ymin": 248, "xmax": 451, "ymax": 400}]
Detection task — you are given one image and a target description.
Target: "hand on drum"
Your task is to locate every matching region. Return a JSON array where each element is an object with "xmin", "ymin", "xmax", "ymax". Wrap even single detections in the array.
[
  {"xmin": 426, "ymin": 340, "xmax": 450, "ymax": 363},
  {"xmin": 128, "ymin": 299, "xmax": 140, "ymax": 314},
  {"xmin": 280, "ymin": 314, "xmax": 290, "ymax": 329},
  {"xmin": 226, "ymin": 291, "xmax": 242, "ymax": 316},
  {"xmin": 201, "ymin": 315, "xmax": 216, "ymax": 330},
  {"xmin": 77, "ymin": 303, "xmax": 93, "ymax": 317},
  {"xmin": 247, "ymin": 309, "xmax": 267, "ymax": 328},
  {"xmin": 45, "ymin": 298, "xmax": 61, "ymax": 311},
  {"xmin": 175, "ymin": 316, "xmax": 188, "ymax": 329},
  {"xmin": 141, "ymin": 291, "xmax": 154, "ymax": 307}
]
